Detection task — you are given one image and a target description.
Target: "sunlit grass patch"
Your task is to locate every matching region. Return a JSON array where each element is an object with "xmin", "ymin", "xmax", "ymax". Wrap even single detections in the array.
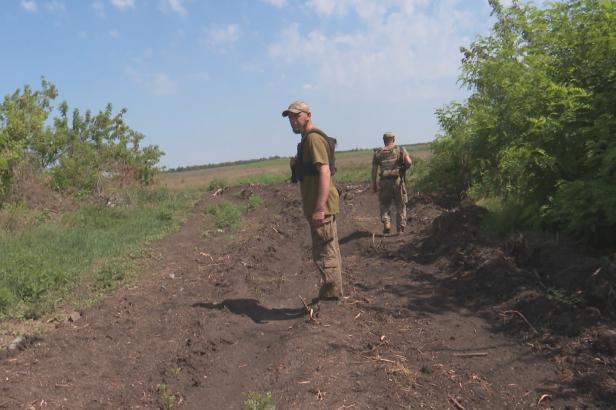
[{"xmin": 0, "ymin": 187, "xmax": 199, "ymax": 319}]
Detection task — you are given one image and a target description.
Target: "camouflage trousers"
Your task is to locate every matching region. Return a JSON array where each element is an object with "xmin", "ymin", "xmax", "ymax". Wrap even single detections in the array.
[
  {"xmin": 379, "ymin": 177, "xmax": 408, "ymax": 229},
  {"xmin": 309, "ymin": 214, "xmax": 343, "ymax": 298}
]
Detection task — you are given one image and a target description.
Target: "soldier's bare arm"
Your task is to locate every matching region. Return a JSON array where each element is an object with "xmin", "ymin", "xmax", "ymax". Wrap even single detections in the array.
[{"xmin": 312, "ymin": 162, "xmax": 330, "ymax": 228}]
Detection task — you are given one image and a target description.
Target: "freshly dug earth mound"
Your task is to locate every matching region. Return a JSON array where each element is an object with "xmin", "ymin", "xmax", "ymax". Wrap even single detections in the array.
[{"xmin": 1, "ymin": 183, "xmax": 614, "ymax": 409}]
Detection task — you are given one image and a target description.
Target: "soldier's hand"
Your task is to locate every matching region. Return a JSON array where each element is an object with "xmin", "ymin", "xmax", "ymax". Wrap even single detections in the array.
[{"xmin": 311, "ymin": 209, "xmax": 325, "ymax": 228}]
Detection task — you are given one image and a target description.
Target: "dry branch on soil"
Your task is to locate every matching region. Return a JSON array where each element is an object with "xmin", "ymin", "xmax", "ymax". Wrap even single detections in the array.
[
  {"xmin": 449, "ymin": 396, "xmax": 465, "ymax": 410},
  {"xmin": 500, "ymin": 310, "xmax": 539, "ymax": 334},
  {"xmin": 453, "ymin": 352, "xmax": 488, "ymax": 358},
  {"xmin": 299, "ymin": 295, "xmax": 319, "ymax": 323}
]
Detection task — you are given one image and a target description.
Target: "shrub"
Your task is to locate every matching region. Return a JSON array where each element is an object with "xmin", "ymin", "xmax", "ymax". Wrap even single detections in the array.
[
  {"xmin": 206, "ymin": 201, "xmax": 242, "ymax": 231},
  {"xmin": 207, "ymin": 178, "xmax": 228, "ymax": 192}
]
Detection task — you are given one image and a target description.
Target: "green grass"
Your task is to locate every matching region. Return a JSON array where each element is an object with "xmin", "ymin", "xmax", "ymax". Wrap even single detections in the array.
[
  {"xmin": 246, "ymin": 195, "xmax": 263, "ymax": 211},
  {"xmin": 335, "ymin": 165, "xmax": 371, "ymax": 183},
  {"xmin": 243, "ymin": 391, "xmax": 275, "ymax": 410},
  {"xmin": 206, "ymin": 201, "xmax": 243, "ymax": 231},
  {"xmin": 236, "ymin": 173, "xmax": 288, "ymax": 185},
  {"xmin": 207, "ymin": 178, "xmax": 229, "ymax": 191},
  {"xmin": 0, "ymin": 187, "xmax": 200, "ymax": 319}
]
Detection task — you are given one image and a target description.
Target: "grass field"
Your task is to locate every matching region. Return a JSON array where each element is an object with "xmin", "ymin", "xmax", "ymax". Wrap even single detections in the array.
[
  {"xmin": 0, "ymin": 188, "xmax": 200, "ymax": 319},
  {"xmin": 159, "ymin": 142, "xmax": 432, "ymax": 189}
]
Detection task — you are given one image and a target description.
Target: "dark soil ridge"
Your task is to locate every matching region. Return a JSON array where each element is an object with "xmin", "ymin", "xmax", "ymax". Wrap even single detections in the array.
[{"xmin": 0, "ymin": 183, "xmax": 614, "ymax": 409}]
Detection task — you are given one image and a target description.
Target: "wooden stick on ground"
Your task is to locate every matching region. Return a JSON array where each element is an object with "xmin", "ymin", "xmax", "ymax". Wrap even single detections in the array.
[
  {"xmin": 449, "ymin": 396, "xmax": 465, "ymax": 410},
  {"xmin": 453, "ymin": 352, "xmax": 488, "ymax": 358},
  {"xmin": 298, "ymin": 295, "xmax": 318, "ymax": 322},
  {"xmin": 501, "ymin": 310, "xmax": 539, "ymax": 334}
]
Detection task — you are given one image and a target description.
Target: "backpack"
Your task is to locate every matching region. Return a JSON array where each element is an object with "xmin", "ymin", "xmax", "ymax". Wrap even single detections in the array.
[{"xmin": 376, "ymin": 145, "xmax": 403, "ymax": 178}]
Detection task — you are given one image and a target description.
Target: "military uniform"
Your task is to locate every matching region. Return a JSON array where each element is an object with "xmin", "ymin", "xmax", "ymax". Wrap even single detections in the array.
[
  {"xmin": 299, "ymin": 130, "xmax": 343, "ymax": 299},
  {"xmin": 372, "ymin": 139, "xmax": 409, "ymax": 234},
  {"xmin": 283, "ymin": 100, "xmax": 343, "ymax": 300}
]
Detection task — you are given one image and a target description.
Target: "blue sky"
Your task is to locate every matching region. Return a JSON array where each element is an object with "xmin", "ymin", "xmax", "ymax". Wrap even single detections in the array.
[{"xmin": 2, "ymin": 0, "xmax": 507, "ymax": 168}]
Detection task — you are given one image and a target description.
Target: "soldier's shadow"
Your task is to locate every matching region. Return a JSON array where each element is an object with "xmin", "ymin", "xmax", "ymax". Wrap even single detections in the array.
[
  {"xmin": 339, "ymin": 230, "xmax": 372, "ymax": 244},
  {"xmin": 193, "ymin": 299, "xmax": 306, "ymax": 324}
]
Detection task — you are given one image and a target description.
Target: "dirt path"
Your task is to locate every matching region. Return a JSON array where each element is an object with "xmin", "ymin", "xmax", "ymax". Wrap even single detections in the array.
[{"xmin": 1, "ymin": 183, "xmax": 614, "ymax": 409}]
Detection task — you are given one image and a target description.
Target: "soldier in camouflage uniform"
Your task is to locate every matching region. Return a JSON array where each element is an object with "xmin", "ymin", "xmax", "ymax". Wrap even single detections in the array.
[
  {"xmin": 371, "ymin": 132, "xmax": 413, "ymax": 235},
  {"xmin": 283, "ymin": 101, "xmax": 343, "ymax": 301}
]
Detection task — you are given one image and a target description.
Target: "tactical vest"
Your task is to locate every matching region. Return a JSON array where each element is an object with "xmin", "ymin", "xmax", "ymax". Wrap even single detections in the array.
[
  {"xmin": 293, "ymin": 129, "xmax": 337, "ymax": 182},
  {"xmin": 376, "ymin": 146, "xmax": 402, "ymax": 178}
]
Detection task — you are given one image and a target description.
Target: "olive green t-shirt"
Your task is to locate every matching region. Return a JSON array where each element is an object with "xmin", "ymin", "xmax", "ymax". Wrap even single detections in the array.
[{"xmin": 299, "ymin": 130, "xmax": 340, "ymax": 218}]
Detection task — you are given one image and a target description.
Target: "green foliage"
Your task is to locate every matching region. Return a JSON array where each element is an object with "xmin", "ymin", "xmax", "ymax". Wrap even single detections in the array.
[
  {"xmin": 0, "ymin": 79, "xmax": 163, "ymax": 202},
  {"xmin": 207, "ymin": 178, "xmax": 228, "ymax": 191},
  {"xmin": 0, "ymin": 187, "xmax": 197, "ymax": 318},
  {"xmin": 547, "ymin": 287, "xmax": 583, "ymax": 307},
  {"xmin": 246, "ymin": 195, "xmax": 263, "ymax": 211},
  {"xmin": 542, "ymin": 179, "xmax": 616, "ymax": 244},
  {"xmin": 157, "ymin": 384, "xmax": 176, "ymax": 410},
  {"xmin": 206, "ymin": 201, "xmax": 242, "ymax": 231},
  {"xmin": 478, "ymin": 197, "xmax": 540, "ymax": 239},
  {"xmin": 243, "ymin": 391, "xmax": 275, "ymax": 410},
  {"xmin": 419, "ymin": 0, "xmax": 616, "ymax": 245}
]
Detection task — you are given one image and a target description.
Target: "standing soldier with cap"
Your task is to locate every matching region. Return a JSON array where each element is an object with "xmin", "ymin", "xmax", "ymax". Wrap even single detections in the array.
[
  {"xmin": 283, "ymin": 100, "xmax": 343, "ymax": 302},
  {"xmin": 371, "ymin": 132, "xmax": 413, "ymax": 235}
]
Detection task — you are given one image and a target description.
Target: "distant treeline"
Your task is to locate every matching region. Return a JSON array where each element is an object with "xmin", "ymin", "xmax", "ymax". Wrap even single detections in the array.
[
  {"xmin": 166, "ymin": 142, "xmax": 432, "ymax": 173},
  {"xmin": 167, "ymin": 155, "xmax": 284, "ymax": 173}
]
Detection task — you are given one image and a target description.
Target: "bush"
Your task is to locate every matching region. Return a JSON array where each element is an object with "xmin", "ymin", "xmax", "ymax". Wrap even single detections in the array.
[
  {"xmin": 207, "ymin": 178, "xmax": 228, "ymax": 192},
  {"xmin": 419, "ymin": 0, "xmax": 616, "ymax": 245},
  {"xmin": 0, "ymin": 80, "xmax": 163, "ymax": 202},
  {"xmin": 245, "ymin": 195, "xmax": 262, "ymax": 211},
  {"xmin": 206, "ymin": 201, "xmax": 242, "ymax": 231}
]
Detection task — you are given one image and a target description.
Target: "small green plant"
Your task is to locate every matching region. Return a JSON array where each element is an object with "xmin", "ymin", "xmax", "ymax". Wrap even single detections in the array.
[
  {"xmin": 246, "ymin": 195, "xmax": 263, "ymax": 211},
  {"xmin": 243, "ymin": 391, "xmax": 275, "ymax": 410},
  {"xmin": 207, "ymin": 178, "xmax": 228, "ymax": 192},
  {"xmin": 547, "ymin": 288, "xmax": 583, "ymax": 307},
  {"xmin": 157, "ymin": 384, "xmax": 176, "ymax": 410},
  {"xmin": 206, "ymin": 201, "xmax": 242, "ymax": 230},
  {"xmin": 95, "ymin": 261, "xmax": 127, "ymax": 290}
]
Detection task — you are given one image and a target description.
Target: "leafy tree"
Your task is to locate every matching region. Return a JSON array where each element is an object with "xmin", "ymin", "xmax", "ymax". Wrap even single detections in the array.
[
  {"xmin": 0, "ymin": 79, "xmax": 163, "ymax": 201},
  {"xmin": 0, "ymin": 79, "xmax": 57, "ymax": 197},
  {"xmin": 421, "ymin": 0, "xmax": 616, "ymax": 245}
]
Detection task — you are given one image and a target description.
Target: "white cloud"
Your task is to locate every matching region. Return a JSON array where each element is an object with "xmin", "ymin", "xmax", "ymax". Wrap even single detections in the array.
[
  {"xmin": 158, "ymin": 0, "xmax": 188, "ymax": 16},
  {"xmin": 203, "ymin": 24, "xmax": 240, "ymax": 49},
  {"xmin": 109, "ymin": 29, "xmax": 120, "ymax": 39},
  {"xmin": 45, "ymin": 1, "xmax": 66, "ymax": 14},
  {"xmin": 261, "ymin": 0, "xmax": 286, "ymax": 7},
  {"xmin": 126, "ymin": 67, "xmax": 179, "ymax": 96},
  {"xmin": 21, "ymin": 0, "xmax": 38, "ymax": 13},
  {"xmin": 110, "ymin": 0, "xmax": 134, "ymax": 11},
  {"xmin": 269, "ymin": 0, "xmax": 475, "ymax": 100}
]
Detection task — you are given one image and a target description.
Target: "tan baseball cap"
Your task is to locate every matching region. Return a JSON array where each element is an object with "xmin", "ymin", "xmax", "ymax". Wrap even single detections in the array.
[
  {"xmin": 383, "ymin": 132, "xmax": 396, "ymax": 139},
  {"xmin": 282, "ymin": 100, "xmax": 310, "ymax": 117}
]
